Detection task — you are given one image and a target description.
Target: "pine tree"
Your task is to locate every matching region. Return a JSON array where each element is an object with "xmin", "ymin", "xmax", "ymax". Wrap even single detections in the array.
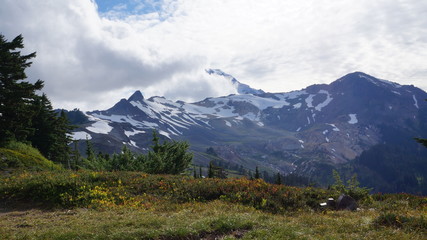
[
  {"xmin": 0, "ymin": 34, "xmax": 44, "ymax": 145},
  {"xmin": 199, "ymin": 166, "xmax": 203, "ymax": 178},
  {"xmin": 30, "ymin": 96, "xmax": 73, "ymax": 165},
  {"xmin": 71, "ymin": 140, "xmax": 81, "ymax": 170},
  {"xmin": 29, "ymin": 94, "xmax": 57, "ymax": 157},
  {"xmin": 254, "ymin": 166, "xmax": 260, "ymax": 179},
  {"xmin": 208, "ymin": 161, "xmax": 214, "ymax": 178},
  {"xmin": 275, "ymin": 172, "xmax": 282, "ymax": 185},
  {"xmin": 193, "ymin": 167, "xmax": 197, "ymax": 178},
  {"xmin": 144, "ymin": 130, "xmax": 193, "ymax": 174}
]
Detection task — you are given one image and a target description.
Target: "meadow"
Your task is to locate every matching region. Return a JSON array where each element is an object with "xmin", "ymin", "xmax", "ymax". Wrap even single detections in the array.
[{"xmin": 0, "ymin": 170, "xmax": 426, "ymax": 239}]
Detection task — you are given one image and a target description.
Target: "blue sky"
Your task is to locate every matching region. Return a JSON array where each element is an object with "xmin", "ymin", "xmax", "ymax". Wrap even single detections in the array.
[
  {"xmin": 95, "ymin": 0, "xmax": 161, "ymax": 15},
  {"xmin": 1, "ymin": 0, "xmax": 426, "ymax": 111}
]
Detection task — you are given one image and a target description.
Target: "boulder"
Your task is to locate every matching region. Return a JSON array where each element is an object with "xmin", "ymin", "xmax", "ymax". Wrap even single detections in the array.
[{"xmin": 336, "ymin": 194, "xmax": 357, "ymax": 211}]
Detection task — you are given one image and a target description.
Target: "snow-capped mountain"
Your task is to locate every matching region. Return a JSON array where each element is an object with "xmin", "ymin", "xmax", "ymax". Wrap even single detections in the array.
[
  {"xmin": 206, "ymin": 69, "xmax": 265, "ymax": 95},
  {"xmin": 69, "ymin": 71, "xmax": 427, "ymax": 193}
]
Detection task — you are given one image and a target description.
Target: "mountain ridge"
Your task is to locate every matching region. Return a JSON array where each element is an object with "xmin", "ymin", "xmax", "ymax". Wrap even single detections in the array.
[{"xmin": 68, "ymin": 71, "xmax": 427, "ymax": 194}]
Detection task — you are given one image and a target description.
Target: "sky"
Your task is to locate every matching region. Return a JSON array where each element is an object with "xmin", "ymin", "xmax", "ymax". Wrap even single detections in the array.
[{"xmin": 1, "ymin": 0, "xmax": 426, "ymax": 111}]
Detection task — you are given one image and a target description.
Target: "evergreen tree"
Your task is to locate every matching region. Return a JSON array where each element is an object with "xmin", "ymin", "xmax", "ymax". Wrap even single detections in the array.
[
  {"xmin": 193, "ymin": 167, "xmax": 197, "ymax": 178},
  {"xmin": 85, "ymin": 138, "xmax": 96, "ymax": 162},
  {"xmin": 254, "ymin": 166, "xmax": 260, "ymax": 179},
  {"xmin": 0, "ymin": 34, "xmax": 44, "ymax": 145},
  {"xmin": 71, "ymin": 140, "xmax": 81, "ymax": 170},
  {"xmin": 144, "ymin": 130, "xmax": 193, "ymax": 174},
  {"xmin": 275, "ymin": 172, "xmax": 282, "ymax": 185},
  {"xmin": 199, "ymin": 166, "xmax": 203, "ymax": 178},
  {"xmin": 208, "ymin": 161, "xmax": 214, "ymax": 178},
  {"xmin": 29, "ymin": 96, "xmax": 73, "ymax": 166},
  {"xmin": 29, "ymin": 94, "xmax": 57, "ymax": 158}
]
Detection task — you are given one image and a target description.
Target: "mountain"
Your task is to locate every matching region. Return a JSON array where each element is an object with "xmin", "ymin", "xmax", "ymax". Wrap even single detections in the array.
[
  {"xmin": 206, "ymin": 69, "xmax": 265, "ymax": 95},
  {"xmin": 69, "ymin": 71, "xmax": 427, "ymax": 194}
]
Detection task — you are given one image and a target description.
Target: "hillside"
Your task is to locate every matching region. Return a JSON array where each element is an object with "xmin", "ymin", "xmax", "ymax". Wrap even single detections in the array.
[{"xmin": 0, "ymin": 142, "xmax": 62, "ymax": 172}]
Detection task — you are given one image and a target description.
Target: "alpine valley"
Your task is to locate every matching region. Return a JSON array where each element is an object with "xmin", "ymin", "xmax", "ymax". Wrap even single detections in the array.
[{"xmin": 67, "ymin": 71, "xmax": 427, "ymax": 194}]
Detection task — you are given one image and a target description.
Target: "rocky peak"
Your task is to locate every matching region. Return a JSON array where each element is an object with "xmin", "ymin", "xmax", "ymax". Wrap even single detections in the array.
[{"xmin": 128, "ymin": 90, "xmax": 144, "ymax": 102}]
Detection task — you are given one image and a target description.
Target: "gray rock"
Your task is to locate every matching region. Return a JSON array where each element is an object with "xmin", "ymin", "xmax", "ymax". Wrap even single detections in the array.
[{"xmin": 336, "ymin": 194, "xmax": 357, "ymax": 211}]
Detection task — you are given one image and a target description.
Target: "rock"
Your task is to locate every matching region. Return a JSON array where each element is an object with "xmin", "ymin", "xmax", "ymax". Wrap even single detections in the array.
[{"xmin": 336, "ymin": 194, "xmax": 357, "ymax": 211}]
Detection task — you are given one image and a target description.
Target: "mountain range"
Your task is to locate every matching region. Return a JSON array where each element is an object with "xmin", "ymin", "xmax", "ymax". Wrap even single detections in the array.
[{"xmin": 67, "ymin": 70, "xmax": 427, "ymax": 194}]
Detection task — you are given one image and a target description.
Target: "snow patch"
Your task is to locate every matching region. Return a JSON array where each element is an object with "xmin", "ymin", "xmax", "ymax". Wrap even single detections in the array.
[
  {"xmin": 124, "ymin": 129, "xmax": 146, "ymax": 137},
  {"xmin": 323, "ymin": 130, "xmax": 329, "ymax": 135},
  {"xmin": 315, "ymin": 90, "xmax": 333, "ymax": 111},
  {"xmin": 159, "ymin": 130, "xmax": 171, "ymax": 139},
  {"xmin": 413, "ymin": 95, "xmax": 419, "ymax": 109},
  {"xmin": 296, "ymin": 127, "xmax": 301, "ymax": 132},
  {"xmin": 71, "ymin": 131, "xmax": 92, "ymax": 140},
  {"xmin": 225, "ymin": 120, "xmax": 232, "ymax": 127},
  {"xmin": 87, "ymin": 121, "xmax": 113, "ymax": 134},
  {"xmin": 305, "ymin": 95, "xmax": 314, "ymax": 108},
  {"xmin": 348, "ymin": 114, "xmax": 358, "ymax": 124},
  {"xmin": 325, "ymin": 137, "xmax": 330, "ymax": 143},
  {"xmin": 293, "ymin": 103, "xmax": 302, "ymax": 109},
  {"xmin": 327, "ymin": 124, "xmax": 340, "ymax": 131},
  {"xmin": 129, "ymin": 140, "xmax": 138, "ymax": 147}
]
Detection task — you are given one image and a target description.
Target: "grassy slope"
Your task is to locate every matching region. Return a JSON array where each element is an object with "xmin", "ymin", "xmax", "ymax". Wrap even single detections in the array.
[{"xmin": 0, "ymin": 142, "xmax": 61, "ymax": 172}]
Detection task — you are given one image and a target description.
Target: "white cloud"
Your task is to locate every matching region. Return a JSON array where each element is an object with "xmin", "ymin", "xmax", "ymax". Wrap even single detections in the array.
[{"xmin": 0, "ymin": 0, "xmax": 426, "ymax": 110}]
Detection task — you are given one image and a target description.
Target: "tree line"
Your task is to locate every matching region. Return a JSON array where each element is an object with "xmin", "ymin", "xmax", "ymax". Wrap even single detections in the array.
[
  {"xmin": 0, "ymin": 34, "xmax": 73, "ymax": 165},
  {"xmin": 0, "ymin": 34, "xmax": 193, "ymax": 175}
]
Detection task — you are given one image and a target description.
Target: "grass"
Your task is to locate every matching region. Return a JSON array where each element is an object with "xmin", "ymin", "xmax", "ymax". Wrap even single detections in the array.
[
  {"xmin": 0, "ymin": 142, "xmax": 61, "ymax": 172},
  {"xmin": 0, "ymin": 200, "xmax": 425, "ymax": 240}
]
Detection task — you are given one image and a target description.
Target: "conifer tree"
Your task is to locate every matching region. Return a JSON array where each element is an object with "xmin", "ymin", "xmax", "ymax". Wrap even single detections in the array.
[
  {"xmin": 144, "ymin": 130, "xmax": 193, "ymax": 174},
  {"xmin": 275, "ymin": 172, "xmax": 282, "ymax": 185},
  {"xmin": 208, "ymin": 161, "xmax": 214, "ymax": 178},
  {"xmin": 0, "ymin": 34, "xmax": 43, "ymax": 145},
  {"xmin": 255, "ymin": 166, "xmax": 260, "ymax": 179}
]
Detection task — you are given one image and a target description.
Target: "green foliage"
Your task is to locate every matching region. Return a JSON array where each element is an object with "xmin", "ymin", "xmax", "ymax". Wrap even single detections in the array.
[
  {"xmin": 207, "ymin": 160, "xmax": 227, "ymax": 178},
  {"xmin": 144, "ymin": 130, "xmax": 193, "ymax": 174},
  {"xmin": 0, "ymin": 171, "xmax": 332, "ymax": 212},
  {"xmin": 80, "ymin": 131, "xmax": 192, "ymax": 174},
  {"xmin": 331, "ymin": 170, "xmax": 371, "ymax": 201},
  {"xmin": 0, "ymin": 34, "xmax": 44, "ymax": 145}
]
